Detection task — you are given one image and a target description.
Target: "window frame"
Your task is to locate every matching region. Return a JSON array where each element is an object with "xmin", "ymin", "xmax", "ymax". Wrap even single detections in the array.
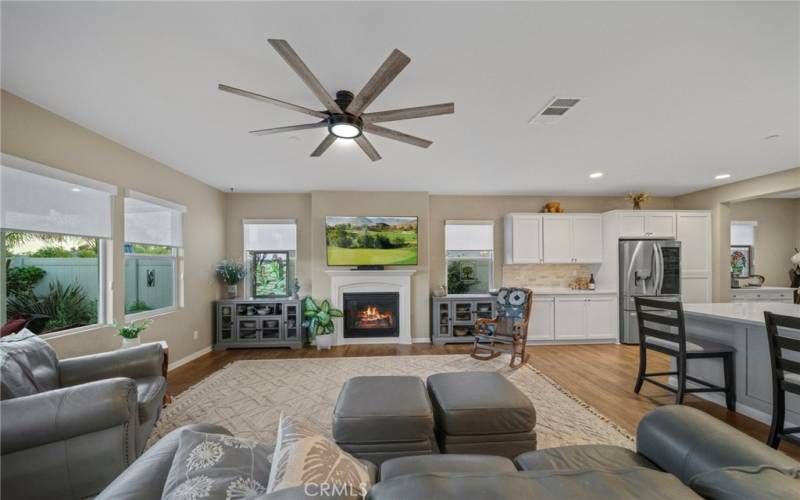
[
  {"xmin": 2, "ymin": 229, "xmax": 111, "ymax": 339},
  {"xmin": 123, "ymin": 245, "xmax": 180, "ymax": 321},
  {"xmin": 444, "ymin": 220, "xmax": 495, "ymax": 295},
  {"xmin": 242, "ymin": 219, "xmax": 297, "ymax": 299}
]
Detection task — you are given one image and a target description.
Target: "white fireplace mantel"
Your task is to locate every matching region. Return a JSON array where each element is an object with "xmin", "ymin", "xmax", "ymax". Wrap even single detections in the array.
[{"xmin": 325, "ymin": 269, "xmax": 415, "ymax": 345}]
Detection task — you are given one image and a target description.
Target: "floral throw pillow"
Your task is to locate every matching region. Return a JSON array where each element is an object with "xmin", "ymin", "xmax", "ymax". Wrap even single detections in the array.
[
  {"xmin": 266, "ymin": 414, "xmax": 372, "ymax": 496},
  {"xmin": 162, "ymin": 430, "xmax": 273, "ymax": 500}
]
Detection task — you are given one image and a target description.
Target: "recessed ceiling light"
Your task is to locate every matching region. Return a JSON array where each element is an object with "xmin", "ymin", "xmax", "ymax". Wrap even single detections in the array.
[
  {"xmin": 71, "ymin": 187, "xmax": 82, "ymax": 192},
  {"xmin": 715, "ymin": 174, "xmax": 731, "ymax": 180},
  {"xmin": 764, "ymin": 134, "xmax": 780, "ymax": 140},
  {"xmin": 589, "ymin": 172, "xmax": 604, "ymax": 179}
]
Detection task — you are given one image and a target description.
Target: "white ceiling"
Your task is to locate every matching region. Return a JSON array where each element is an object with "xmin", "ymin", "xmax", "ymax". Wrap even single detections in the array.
[{"xmin": 2, "ymin": 1, "xmax": 798, "ymax": 196}]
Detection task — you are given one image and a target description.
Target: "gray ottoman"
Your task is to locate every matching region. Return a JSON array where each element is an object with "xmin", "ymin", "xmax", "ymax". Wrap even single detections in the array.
[
  {"xmin": 333, "ymin": 376, "xmax": 437, "ymax": 465},
  {"xmin": 427, "ymin": 371, "xmax": 537, "ymax": 459}
]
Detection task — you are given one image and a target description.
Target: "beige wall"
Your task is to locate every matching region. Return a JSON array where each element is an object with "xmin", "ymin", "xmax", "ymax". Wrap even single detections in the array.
[
  {"xmin": 224, "ymin": 193, "xmax": 312, "ymax": 296},
  {"xmin": 729, "ymin": 198, "xmax": 799, "ymax": 286},
  {"xmin": 428, "ymin": 195, "xmax": 674, "ymax": 292},
  {"xmin": 1, "ymin": 91, "xmax": 226, "ymax": 361},
  {"xmin": 675, "ymin": 167, "xmax": 800, "ymax": 301},
  {"xmin": 310, "ymin": 191, "xmax": 430, "ymax": 339}
]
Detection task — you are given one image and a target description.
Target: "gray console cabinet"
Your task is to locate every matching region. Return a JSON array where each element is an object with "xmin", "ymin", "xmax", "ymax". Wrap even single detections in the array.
[
  {"xmin": 215, "ymin": 299, "xmax": 303, "ymax": 350},
  {"xmin": 431, "ymin": 295, "xmax": 495, "ymax": 345}
]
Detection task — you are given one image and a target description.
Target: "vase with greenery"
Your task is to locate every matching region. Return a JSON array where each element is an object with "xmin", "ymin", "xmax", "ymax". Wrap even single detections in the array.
[
  {"xmin": 216, "ymin": 260, "xmax": 247, "ymax": 298},
  {"xmin": 115, "ymin": 319, "xmax": 152, "ymax": 349},
  {"xmin": 790, "ymin": 249, "xmax": 800, "ymax": 288},
  {"xmin": 302, "ymin": 297, "xmax": 342, "ymax": 350}
]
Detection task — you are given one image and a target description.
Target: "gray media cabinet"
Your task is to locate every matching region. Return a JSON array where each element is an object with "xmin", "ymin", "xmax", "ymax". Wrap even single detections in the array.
[
  {"xmin": 431, "ymin": 295, "xmax": 495, "ymax": 345},
  {"xmin": 215, "ymin": 299, "xmax": 303, "ymax": 350}
]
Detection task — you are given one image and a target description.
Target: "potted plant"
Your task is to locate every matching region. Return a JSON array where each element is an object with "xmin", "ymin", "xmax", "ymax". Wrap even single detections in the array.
[
  {"xmin": 302, "ymin": 297, "xmax": 342, "ymax": 350},
  {"xmin": 115, "ymin": 319, "xmax": 152, "ymax": 349},
  {"xmin": 216, "ymin": 260, "xmax": 247, "ymax": 298}
]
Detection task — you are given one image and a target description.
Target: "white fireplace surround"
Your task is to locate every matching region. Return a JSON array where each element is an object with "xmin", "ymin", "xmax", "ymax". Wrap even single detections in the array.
[{"xmin": 326, "ymin": 269, "xmax": 414, "ymax": 345}]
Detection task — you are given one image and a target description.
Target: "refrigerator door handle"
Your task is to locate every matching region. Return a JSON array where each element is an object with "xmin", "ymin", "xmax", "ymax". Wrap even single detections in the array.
[{"xmin": 655, "ymin": 243, "xmax": 664, "ymax": 296}]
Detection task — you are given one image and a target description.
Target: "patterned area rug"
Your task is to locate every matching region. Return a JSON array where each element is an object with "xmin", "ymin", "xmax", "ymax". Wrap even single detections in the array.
[{"xmin": 151, "ymin": 355, "xmax": 633, "ymax": 450}]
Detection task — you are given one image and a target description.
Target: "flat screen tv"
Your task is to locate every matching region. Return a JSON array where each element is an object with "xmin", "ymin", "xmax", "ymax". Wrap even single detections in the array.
[{"xmin": 326, "ymin": 216, "xmax": 418, "ymax": 266}]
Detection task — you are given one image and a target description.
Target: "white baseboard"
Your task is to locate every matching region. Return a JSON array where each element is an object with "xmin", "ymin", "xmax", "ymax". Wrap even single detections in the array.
[
  {"xmin": 412, "ymin": 338, "xmax": 431, "ymax": 344},
  {"xmin": 168, "ymin": 346, "xmax": 213, "ymax": 371}
]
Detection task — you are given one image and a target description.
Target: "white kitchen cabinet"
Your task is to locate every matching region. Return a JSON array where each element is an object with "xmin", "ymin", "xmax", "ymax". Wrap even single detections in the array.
[
  {"xmin": 529, "ymin": 298, "xmax": 555, "ymax": 341},
  {"xmin": 731, "ymin": 288, "xmax": 795, "ymax": 303},
  {"xmin": 677, "ymin": 213, "xmax": 712, "ymax": 275},
  {"xmin": 681, "ymin": 276, "xmax": 712, "ymax": 304},
  {"xmin": 542, "ymin": 216, "xmax": 573, "ymax": 263},
  {"xmin": 619, "ymin": 212, "xmax": 676, "ymax": 239},
  {"xmin": 554, "ymin": 297, "xmax": 587, "ymax": 339},
  {"xmin": 506, "ymin": 213, "xmax": 603, "ymax": 265},
  {"xmin": 505, "ymin": 214, "xmax": 543, "ymax": 264},
  {"xmin": 554, "ymin": 294, "xmax": 617, "ymax": 340},
  {"xmin": 571, "ymin": 215, "xmax": 603, "ymax": 263},
  {"xmin": 585, "ymin": 296, "xmax": 617, "ymax": 338}
]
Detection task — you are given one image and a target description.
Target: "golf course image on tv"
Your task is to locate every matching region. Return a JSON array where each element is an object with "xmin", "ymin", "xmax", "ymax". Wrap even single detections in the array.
[{"xmin": 326, "ymin": 216, "xmax": 418, "ymax": 266}]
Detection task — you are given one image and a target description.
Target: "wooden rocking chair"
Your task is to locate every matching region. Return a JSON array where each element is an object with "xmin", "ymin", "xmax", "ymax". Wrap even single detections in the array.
[{"xmin": 471, "ymin": 288, "xmax": 533, "ymax": 369}]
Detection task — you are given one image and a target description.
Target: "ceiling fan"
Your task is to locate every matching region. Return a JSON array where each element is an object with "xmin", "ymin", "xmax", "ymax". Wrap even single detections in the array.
[{"xmin": 219, "ymin": 39, "xmax": 454, "ymax": 161}]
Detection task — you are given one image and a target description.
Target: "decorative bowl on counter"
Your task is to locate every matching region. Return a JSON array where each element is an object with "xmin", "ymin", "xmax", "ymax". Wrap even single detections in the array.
[{"xmin": 747, "ymin": 275, "xmax": 765, "ymax": 287}]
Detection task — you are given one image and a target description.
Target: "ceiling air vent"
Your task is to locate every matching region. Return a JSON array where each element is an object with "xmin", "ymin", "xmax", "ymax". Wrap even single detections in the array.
[{"xmin": 529, "ymin": 97, "xmax": 581, "ymax": 125}]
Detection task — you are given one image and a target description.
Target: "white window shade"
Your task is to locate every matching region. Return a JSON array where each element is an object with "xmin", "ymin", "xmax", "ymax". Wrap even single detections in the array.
[
  {"xmin": 445, "ymin": 221, "xmax": 494, "ymax": 251},
  {"xmin": 1, "ymin": 156, "xmax": 115, "ymax": 239},
  {"xmin": 124, "ymin": 191, "xmax": 185, "ymax": 247},
  {"xmin": 731, "ymin": 221, "xmax": 756, "ymax": 247},
  {"xmin": 244, "ymin": 220, "xmax": 297, "ymax": 251}
]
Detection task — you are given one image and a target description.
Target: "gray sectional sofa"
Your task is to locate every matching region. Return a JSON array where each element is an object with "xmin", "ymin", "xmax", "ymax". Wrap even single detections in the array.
[{"xmin": 97, "ymin": 405, "xmax": 800, "ymax": 499}]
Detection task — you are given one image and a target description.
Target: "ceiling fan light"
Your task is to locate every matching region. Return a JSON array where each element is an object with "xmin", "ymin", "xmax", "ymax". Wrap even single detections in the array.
[
  {"xmin": 330, "ymin": 123, "xmax": 361, "ymax": 138},
  {"xmin": 328, "ymin": 114, "xmax": 363, "ymax": 139}
]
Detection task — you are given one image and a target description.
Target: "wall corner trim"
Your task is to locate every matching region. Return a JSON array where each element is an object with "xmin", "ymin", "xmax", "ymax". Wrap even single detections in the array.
[{"xmin": 168, "ymin": 345, "xmax": 213, "ymax": 371}]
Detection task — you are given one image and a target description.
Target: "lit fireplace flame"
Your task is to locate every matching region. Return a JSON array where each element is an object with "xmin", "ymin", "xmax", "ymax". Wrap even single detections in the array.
[{"xmin": 356, "ymin": 305, "xmax": 394, "ymax": 328}]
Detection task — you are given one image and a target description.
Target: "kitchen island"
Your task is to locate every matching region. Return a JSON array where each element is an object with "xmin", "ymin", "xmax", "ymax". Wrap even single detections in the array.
[{"xmin": 681, "ymin": 302, "xmax": 800, "ymax": 425}]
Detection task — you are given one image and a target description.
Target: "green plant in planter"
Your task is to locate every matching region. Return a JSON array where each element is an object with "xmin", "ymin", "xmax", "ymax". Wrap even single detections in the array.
[
  {"xmin": 115, "ymin": 319, "xmax": 152, "ymax": 339},
  {"xmin": 302, "ymin": 297, "xmax": 343, "ymax": 338},
  {"xmin": 215, "ymin": 260, "xmax": 247, "ymax": 285}
]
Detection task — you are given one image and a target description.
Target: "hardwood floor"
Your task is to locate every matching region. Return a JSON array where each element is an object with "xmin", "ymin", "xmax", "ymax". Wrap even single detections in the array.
[{"xmin": 168, "ymin": 342, "xmax": 800, "ymax": 459}]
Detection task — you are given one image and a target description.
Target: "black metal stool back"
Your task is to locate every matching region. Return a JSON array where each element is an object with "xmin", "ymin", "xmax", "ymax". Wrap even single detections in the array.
[{"xmin": 765, "ymin": 311, "xmax": 800, "ymax": 448}]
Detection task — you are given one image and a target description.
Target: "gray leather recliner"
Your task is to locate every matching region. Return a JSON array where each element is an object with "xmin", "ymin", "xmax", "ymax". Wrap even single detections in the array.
[{"xmin": 0, "ymin": 331, "xmax": 167, "ymax": 500}]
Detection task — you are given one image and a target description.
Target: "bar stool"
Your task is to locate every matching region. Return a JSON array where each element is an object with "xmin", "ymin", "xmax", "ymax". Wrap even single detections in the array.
[
  {"xmin": 764, "ymin": 311, "xmax": 800, "ymax": 448},
  {"xmin": 633, "ymin": 297, "xmax": 735, "ymax": 409}
]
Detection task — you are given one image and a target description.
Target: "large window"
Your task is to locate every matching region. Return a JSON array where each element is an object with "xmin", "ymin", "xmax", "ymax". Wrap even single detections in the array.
[
  {"xmin": 1, "ymin": 155, "xmax": 114, "ymax": 335},
  {"xmin": 124, "ymin": 191, "xmax": 184, "ymax": 318},
  {"xmin": 243, "ymin": 220, "xmax": 296, "ymax": 298},
  {"xmin": 445, "ymin": 221, "xmax": 494, "ymax": 294}
]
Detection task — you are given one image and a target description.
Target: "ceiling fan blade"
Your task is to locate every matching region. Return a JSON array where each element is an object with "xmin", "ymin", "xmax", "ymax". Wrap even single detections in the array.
[
  {"xmin": 268, "ymin": 39, "xmax": 342, "ymax": 113},
  {"xmin": 363, "ymin": 123, "xmax": 432, "ymax": 148},
  {"xmin": 249, "ymin": 121, "xmax": 327, "ymax": 136},
  {"xmin": 310, "ymin": 134, "xmax": 337, "ymax": 157},
  {"xmin": 346, "ymin": 49, "xmax": 411, "ymax": 116},
  {"xmin": 362, "ymin": 103, "xmax": 454, "ymax": 123},
  {"xmin": 218, "ymin": 84, "xmax": 327, "ymax": 119},
  {"xmin": 354, "ymin": 135, "xmax": 381, "ymax": 161}
]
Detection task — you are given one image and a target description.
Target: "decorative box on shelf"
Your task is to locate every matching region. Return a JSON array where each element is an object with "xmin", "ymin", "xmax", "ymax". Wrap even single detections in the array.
[
  {"xmin": 215, "ymin": 298, "xmax": 303, "ymax": 350},
  {"xmin": 430, "ymin": 295, "xmax": 495, "ymax": 345}
]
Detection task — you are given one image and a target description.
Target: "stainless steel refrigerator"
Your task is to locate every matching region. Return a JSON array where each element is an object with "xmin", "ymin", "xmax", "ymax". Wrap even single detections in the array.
[{"xmin": 619, "ymin": 240, "xmax": 682, "ymax": 344}]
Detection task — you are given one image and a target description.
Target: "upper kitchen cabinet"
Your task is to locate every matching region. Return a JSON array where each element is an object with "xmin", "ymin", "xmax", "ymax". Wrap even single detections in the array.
[
  {"xmin": 505, "ymin": 214, "xmax": 543, "ymax": 264},
  {"xmin": 676, "ymin": 212, "xmax": 712, "ymax": 275},
  {"xmin": 618, "ymin": 211, "xmax": 676, "ymax": 239},
  {"xmin": 542, "ymin": 215, "xmax": 603, "ymax": 264},
  {"xmin": 506, "ymin": 213, "xmax": 603, "ymax": 265}
]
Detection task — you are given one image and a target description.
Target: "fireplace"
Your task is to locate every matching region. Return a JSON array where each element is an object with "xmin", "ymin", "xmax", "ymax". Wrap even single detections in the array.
[{"xmin": 343, "ymin": 292, "xmax": 400, "ymax": 338}]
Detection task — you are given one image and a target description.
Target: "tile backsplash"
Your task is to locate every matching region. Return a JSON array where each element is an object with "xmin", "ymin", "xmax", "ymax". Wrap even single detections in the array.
[{"xmin": 502, "ymin": 264, "xmax": 592, "ymax": 289}]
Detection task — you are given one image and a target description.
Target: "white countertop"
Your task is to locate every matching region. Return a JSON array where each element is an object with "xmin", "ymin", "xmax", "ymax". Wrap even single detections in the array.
[
  {"xmin": 731, "ymin": 286, "xmax": 796, "ymax": 292},
  {"xmin": 684, "ymin": 302, "xmax": 800, "ymax": 327},
  {"xmin": 534, "ymin": 288, "xmax": 616, "ymax": 295}
]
